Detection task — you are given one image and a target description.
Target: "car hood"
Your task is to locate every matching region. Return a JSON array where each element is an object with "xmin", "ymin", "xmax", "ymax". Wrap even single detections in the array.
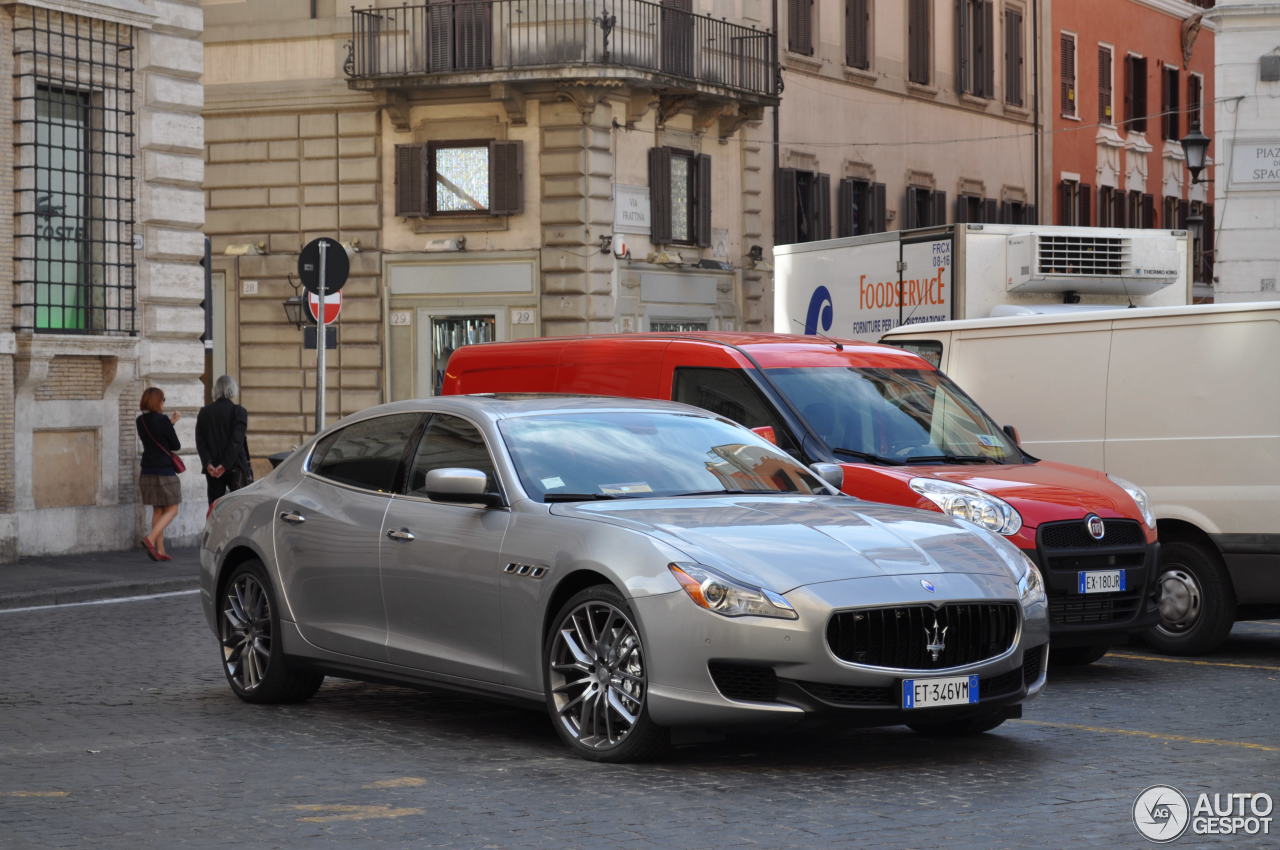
[
  {"xmin": 847, "ymin": 459, "xmax": 1140, "ymax": 524},
  {"xmin": 549, "ymin": 495, "xmax": 1017, "ymax": 594}
]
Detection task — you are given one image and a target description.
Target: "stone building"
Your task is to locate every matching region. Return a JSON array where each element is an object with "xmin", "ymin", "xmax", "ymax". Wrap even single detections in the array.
[
  {"xmin": 0, "ymin": 0, "xmax": 206, "ymax": 562},
  {"xmin": 202, "ymin": 0, "xmax": 777, "ymax": 458},
  {"xmin": 1205, "ymin": 0, "xmax": 1280, "ymax": 303}
]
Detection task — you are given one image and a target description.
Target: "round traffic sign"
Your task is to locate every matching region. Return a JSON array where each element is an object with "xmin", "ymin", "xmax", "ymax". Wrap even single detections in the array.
[
  {"xmin": 306, "ymin": 290, "xmax": 343, "ymax": 324},
  {"xmin": 298, "ymin": 237, "xmax": 350, "ymax": 295}
]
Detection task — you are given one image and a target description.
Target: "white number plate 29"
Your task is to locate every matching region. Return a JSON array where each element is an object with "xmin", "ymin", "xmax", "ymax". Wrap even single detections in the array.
[
  {"xmin": 1078, "ymin": 569, "xmax": 1126, "ymax": 594},
  {"xmin": 902, "ymin": 674, "xmax": 980, "ymax": 709}
]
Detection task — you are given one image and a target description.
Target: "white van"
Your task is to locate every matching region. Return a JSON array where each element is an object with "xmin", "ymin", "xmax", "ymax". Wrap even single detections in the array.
[{"xmin": 880, "ymin": 302, "xmax": 1280, "ymax": 654}]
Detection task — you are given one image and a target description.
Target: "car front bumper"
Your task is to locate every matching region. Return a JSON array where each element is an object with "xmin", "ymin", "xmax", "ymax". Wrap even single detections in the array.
[{"xmin": 633, "ymin": 571, "xmax": 1049, "ymax": 728}]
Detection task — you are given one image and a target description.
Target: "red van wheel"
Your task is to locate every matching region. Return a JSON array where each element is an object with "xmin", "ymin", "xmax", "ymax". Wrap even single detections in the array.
[{"xmin": 1141, "ymin": 541, "xmax": 1235, "ymax": 656}]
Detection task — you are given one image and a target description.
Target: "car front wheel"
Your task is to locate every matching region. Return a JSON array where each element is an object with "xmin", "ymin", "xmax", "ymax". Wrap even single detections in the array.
[
  {"xmin": 544, "ymin": 585, "xmax": 666, "ymax": 762},
  {"xmin": 1142, "ymin": 540, "xmax": 1235, "ymax": 655},
  {"xmin": 219, "ymin": 559, "xmax": 324, "ymax": 704}
]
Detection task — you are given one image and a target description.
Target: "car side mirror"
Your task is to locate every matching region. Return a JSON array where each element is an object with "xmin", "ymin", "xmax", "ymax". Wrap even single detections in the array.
[
  {"xmin": 750, "ymin": 425, "xmax": 778, "ymax": 445},
  {"xmin": 810, "ymin": 462, "xmax": 845, "ymax": 491},
  {"xmin": 423, "ymin": 468, "xmax": 502, "ymax": 507},
  {"xmin": 1002, "ymin": 424, "xmax": 1021, "ymax": 446}
]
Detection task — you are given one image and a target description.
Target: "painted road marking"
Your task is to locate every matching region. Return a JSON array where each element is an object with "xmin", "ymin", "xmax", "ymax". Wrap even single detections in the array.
[
  {"xmin": 291, "ymin": 804, "xmax": 424, "ymax": 823},
  {"xmin": 1108, "ymin": 652, "xmax": 1280, "ymax": 672},
  {"xmin": 0, "ymin": 590, "xmax": 199, "ymax": 616},
  {"xmin": 362, "ymin": 777, "xmax": 427, "ymax": 789},
  {"xmin": 0, "ymin": 791, "xmax": 69, "ymax": 798},
  {"xmin": 1016, "ymin": 719, "xmax": 1280, "ymax": 752}
]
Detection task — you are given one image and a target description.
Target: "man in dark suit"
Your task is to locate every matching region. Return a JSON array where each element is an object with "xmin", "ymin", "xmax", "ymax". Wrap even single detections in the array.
[{"xmin": 196, "ymin": 375, "xmax": 251, "ymax": 505}]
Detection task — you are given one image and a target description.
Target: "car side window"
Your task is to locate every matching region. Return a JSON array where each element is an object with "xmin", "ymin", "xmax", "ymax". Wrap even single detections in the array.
[
  {"xmin": 309, "ymin": 413, "xmax": 423, "ymax": 492},
  {"xmin": 406, "ymin": 414, "xmax": 498, "ymax": 498},
  {"xmin": 672, "ymin": 367, "xmax": 799, "ymax": 455}
]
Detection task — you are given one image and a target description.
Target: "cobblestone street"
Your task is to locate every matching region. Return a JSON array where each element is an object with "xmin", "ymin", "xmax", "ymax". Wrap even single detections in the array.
[{"xmin": 1, "ymin": 593, "xmax": 1276, "ymax": 849}]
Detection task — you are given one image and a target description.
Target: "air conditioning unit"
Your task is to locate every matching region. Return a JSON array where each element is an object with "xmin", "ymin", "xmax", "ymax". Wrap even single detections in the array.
[{"xmin": 1005, "ymin": 230, "xmax": 1181, "ymax": 296}]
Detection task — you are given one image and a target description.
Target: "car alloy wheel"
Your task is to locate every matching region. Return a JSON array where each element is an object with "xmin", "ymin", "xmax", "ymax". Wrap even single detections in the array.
[
  {"xmin": 222, "ymin": 570, "xmax": 273, "ymax": 693},
  {"xmin": 548, "ymin": 595, "xmax": 650, "ymax": 754}
]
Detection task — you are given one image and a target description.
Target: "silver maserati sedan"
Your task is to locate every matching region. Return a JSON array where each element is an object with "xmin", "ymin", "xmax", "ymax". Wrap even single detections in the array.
[{"xmin": 200, "ymin": 395, "xmax": 1049, "ymax": 762}]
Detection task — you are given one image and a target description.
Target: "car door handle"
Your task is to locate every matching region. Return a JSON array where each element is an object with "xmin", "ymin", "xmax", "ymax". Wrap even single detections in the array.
[
  {"xmin": 279, "ymin": 511, "xmax": 306, "ymax": 524},
  {"xmin": 386, "ymin": 528, "xmax": 415, "ymax": 542}
]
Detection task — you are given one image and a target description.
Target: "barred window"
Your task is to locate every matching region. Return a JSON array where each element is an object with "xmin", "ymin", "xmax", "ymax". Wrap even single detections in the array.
[{"xmin": 14, "ymin": 9, "xmax": 136, "ymax": 335}]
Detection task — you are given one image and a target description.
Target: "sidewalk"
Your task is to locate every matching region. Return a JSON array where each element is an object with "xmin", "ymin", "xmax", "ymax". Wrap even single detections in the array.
[{"xmin": 0, "ymin": 544, "xmax": 201, "ymax": 610}]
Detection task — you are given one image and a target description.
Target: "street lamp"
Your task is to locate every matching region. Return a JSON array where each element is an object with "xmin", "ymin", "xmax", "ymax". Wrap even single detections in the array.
[
  {"xmin": 282, "ymin": 294, "xmax": 306, "ymax": 329},
  {"xmin": 1180, "ymin": 122, "xmax": 1211, "ymax": 185}
]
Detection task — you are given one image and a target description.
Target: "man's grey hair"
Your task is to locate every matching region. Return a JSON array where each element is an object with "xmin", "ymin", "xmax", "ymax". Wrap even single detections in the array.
[{"xmin": 212, "ymin": 374, "xmax": 239, "ymax": 402}]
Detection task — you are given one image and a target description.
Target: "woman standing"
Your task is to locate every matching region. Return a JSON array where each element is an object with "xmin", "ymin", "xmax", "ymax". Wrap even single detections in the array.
[{"xmin": 137, "ymin": 387, "xmax": 182, "ymax": 561}]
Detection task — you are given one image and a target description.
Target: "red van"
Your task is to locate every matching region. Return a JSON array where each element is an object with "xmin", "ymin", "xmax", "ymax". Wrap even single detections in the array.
[{"xmin": 443, "ymin": 332, "xmax": 1160, "ymax": 664}]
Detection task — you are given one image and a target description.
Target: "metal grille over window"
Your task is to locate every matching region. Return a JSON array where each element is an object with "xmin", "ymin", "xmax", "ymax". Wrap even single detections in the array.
[{"xmin": 14, "ymin": 9, "xmax": 136, "ymax": 335}]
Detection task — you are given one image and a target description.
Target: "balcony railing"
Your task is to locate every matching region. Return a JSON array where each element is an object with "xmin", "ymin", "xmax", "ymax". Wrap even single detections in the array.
[{"xmin": 349, "ymin": 0, "xmax": 778, "ymax": 99}]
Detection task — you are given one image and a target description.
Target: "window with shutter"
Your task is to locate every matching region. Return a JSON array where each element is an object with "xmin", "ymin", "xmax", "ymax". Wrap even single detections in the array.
[
  {"xmin": 871, "ymin": 182, "xmax": 887, "ymax": 231},
  {"xmin": 1201, "ymin": 202, "xmax": 1214, "ymax": 283},
  {"xmin": 908, "ymin": 0, "xmax": 929, "ymax": 84},
  {"xmin": 957, "ymin": 0, "xmax": 970, "ymax": 94},
  {"xmin": 837, "ymin": 179, "xmax": 854, "ymax": 237},
  {"xmin": 1125, "ymin": 55, "xmax": 1148, "ymax": 132},
  {"xmin": 1097, "ymin": 186, "xmax": 1114, "ymax": 227},
  {"xmin": 1004, "ymin": 8, "xmax": 1023, "ymax": 106},
  {"xmin": 1188, "ymin": 73, "xmax": 1203, "ymax": 131},
  {"xmin": 789, "ymin": 0, "xmax": 813, "ymax": 55},
  {"xmin": 662, "ymin": 0, "xmax": 695, "ymax": 77},
  {"xmin": 488, "ymin": 140, "xmax": 523, "ymax": 216},
  {"xmin": 1060, "ymin": 33, "xmax": 1076, "ymax": 117},
  {"xmin": 981, "ymin": 197, "xmax": 998, "ymax": 223},
  {"xmin": 429, "ymin": 141, "xmax": 492, "ymax": 213},
  {"xmin": 978, "ymin": 0, "xmax": 994, "ymax": 97},
  {"xmin": 1162, "ymin": 66, "xmax": 1179, "ymax": 140},
  {"xmin": 649, "ymin": 147, "xmax": 673, "ymax": 244},
  {"xmin": 845, "ymin": 0, "xmax": 869, "ymax": 70},
  {"xmin": 1142, "ymin": 193, "xmax": 1155, "ymax": 228},
  {"xmin": 695, "ymin": 154, "xmax": 712, "ymax": 247},
  {"xmin": 930, "ymin": 190, "xmax": 947, "ymax": 226},
  {"xmin": 836, "ymin": 178, "xmax": 886, "ymax": 236},
  {"xmin": 1078, "ymin": 183, "xmax": 1092, "ymax": 227},
  {"xmin": 775, "ymin": 168, "xmax": 799, "ymax": 245},
  {"xmin": 813, "ymin": 173, "xmax": 831, "ymax": 241},
  {"xmin": 395, "ymin": 143, "xmax": 429, "ymax": 217},
  {"xmin": 1098, "ymin": 46, "xmax": 1113, "ymax": 124}
]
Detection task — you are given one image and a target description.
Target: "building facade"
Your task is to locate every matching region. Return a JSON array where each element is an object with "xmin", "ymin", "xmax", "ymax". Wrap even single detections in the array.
[
  {"xmin": 203, "ymin": 0, "xmax": 777, "ymax": 458},
  {"xmin": 762, "ymin": 0, "xmax": 1045, "ymax": 327},
  {"xmin": 0, "ymin": 0, "xmax": 206, "ymax": 562},
  {"xmin": 1050, "ymin": 0, "xmax": 1215, "ymax": 297},
  {"xmin": 1205, "ymin": 0, "xmax": 1280, "ymax": 303}
]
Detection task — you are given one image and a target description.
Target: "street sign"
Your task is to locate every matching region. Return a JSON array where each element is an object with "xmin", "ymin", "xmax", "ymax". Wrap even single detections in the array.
[
  {"xmin": 304, "ymin": 326, "xmax": 338, "ymax": 350},
  {"xmin": 298, "ymin": 237, "xmax": 350, "ymax": 295},
  {"xmin": 306, "ymin": 290, "xmax": 343, "ymax": 324}
]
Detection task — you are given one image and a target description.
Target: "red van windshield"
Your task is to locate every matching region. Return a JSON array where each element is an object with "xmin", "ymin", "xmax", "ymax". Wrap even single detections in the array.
[{"xmin": 765, "ymin": 367, "xmax": 1023, "ymax": 465}]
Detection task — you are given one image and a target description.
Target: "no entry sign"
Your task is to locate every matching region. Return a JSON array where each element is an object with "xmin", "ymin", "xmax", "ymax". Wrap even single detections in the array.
[{"xmin": 307, "ymin": 290, "xmax": 342, "ymax": 324}]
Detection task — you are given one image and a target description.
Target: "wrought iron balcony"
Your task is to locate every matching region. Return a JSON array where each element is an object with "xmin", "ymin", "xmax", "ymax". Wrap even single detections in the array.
[{"xmin": 348, "ymin": 0, "xmax": 778, "ymax": 102}]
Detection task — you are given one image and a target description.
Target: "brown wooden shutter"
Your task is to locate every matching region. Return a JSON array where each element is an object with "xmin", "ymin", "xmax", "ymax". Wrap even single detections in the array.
[
  {"xmin": 394, "ymin": 143, "xmax": 429, "ymax": 217},
  {"xmin": 1141, "ymin": 193, "xmax": 1155, "ymax": 228},
  {"xmin": 428, "ymin": 0, "xmax": 452, "ymax": 71},
  {"xmin": 1188, "ymin": 74, "xmax": 1202, "ymax": 130},
  {"xmin": 846, "ymin": 0, "xmax": 869, "ymax": 70},
  {"xmin": 1162, "ymin": 67, "xmax": 1179, "ymax": 140},
  {"xmin": 649, "ymin": 147, "xmax": 673, "ymax": 244},
  {"xmin": 789, "ymin": 0, "xmax": 813, "ymax": 56},
  {"xmin": 455, "ymin": 0, "xmax": 492, "ymax": 71},
  {"xmin": 930, "ymin": 190, "xmax": 947, "ymax": 226},
  {"xmin": 836, "ymin": 179, "xmax": 853, "ymax": 237},
  {"xmin": 981, "ymin": 197, "xmax": 999, "ymax": 223},
  {"xmin": 1005, "ymin": 8, "xmax": 1023, "ymax": 106},
  {"xmin": 908, "ymin": 0, "xmax": 929, "ymax": 84},
  {"xmin": 1098, "ymin": 46, "xmax": 1112, "ymax": 123},
  {"xmin": 956, "ymin": 0, "xmax": 970, "ymax": 94},
  {"xmin": 1078, "ymin": 183, "xmax": 1092, "ymax": 227},
  {"xmin": 1178, "ymin": 199, "xmax": 1189, "ymax": 229},
  {"xmin": 1203, "ymin": 202, "xmax": 1214, "ymax": 281},
  {"xmin": 1129, "ymin": 56, "xmax": 1148, "ymax": 131},
  {"xmin": 954, "ymin": 195, "xmax": 969, "ymax": 223},
  {"xmin": 814, "ymin": 173, "xmax": 832, "ymax": 240},
  {"xmin": 695, "ymin": 154, "xmax": 712, "ymax": 247},
  {"xmin": 979, "ymin": 0, "xmax": 994, "ymax": 97},
  {"xmin": 1060, "ymin": 33, "xmax": 1075, "ymax": 116},
  {"xmin": 775, "ymin": 168, "xmax": 799, "ymax": 244},
  {"xmin": 872, "ymin": 182, "xmax": 887, "ymax": 232},
  {"xmin": 1025, "ymin": 204, "xmax": 1036, "ymax": 224},
  {"xmin": 488, "ymin": 140, "xmax": 523, "ymax": 216},
  {"xmin": 1057, "ymin": 181, "xmax": 1071, "ymax": 225}
]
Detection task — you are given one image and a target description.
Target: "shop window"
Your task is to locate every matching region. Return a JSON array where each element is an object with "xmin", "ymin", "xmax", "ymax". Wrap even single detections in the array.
[
  {"xmin": 394, "ymin": 140, "xmax": 523, "ymax": 217},
  {"xmin": 649, "ymin": 147, "xmax": 712, "ymax": 246}
]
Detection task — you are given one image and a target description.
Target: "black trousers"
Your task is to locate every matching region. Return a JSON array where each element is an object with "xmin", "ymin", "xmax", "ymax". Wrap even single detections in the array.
[{"xmin": 205, "ymin": 474, "xmax": 231, "ymax": 506}]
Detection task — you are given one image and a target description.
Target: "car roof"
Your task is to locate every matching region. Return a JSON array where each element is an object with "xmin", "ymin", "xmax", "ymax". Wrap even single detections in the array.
[{"xmin": 326, "ymin": 393, "xmax": 719, "ymax": 429}]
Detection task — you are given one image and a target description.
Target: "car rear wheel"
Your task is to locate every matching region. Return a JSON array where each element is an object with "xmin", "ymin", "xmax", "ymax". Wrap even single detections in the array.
[
  {"xmin": 1141, "ymin": 540, "xmax": 1235, "ymax": 655},
  {"xmin": 220, "ymin": 559, "xmax": 324, "ymax": 704},
  {"xmin": 907, "ymin": 709, "xmax": 1008, "ymax": 737},
  {"xmin": 1049, "ymin": 644, "xmax": 1110, "ymax": 666},
  {"xmin": 544, "ymin": 585, "xmax": 667, "ymax": 762}
]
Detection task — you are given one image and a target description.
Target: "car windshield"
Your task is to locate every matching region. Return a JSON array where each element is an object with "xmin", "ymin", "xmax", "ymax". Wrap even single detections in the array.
[
  {"xmin": 498, "ymin": 411, "xmax": 829, "ymax": 502},
  {"xmin": 766, "ymin": 366, "xmax": 1023, "ymax": 465}
]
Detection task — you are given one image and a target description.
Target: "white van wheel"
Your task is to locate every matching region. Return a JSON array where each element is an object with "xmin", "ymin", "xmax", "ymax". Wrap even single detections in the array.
[{"xmin": 1142, "ymin": 541, "xmax": 1235, "ymax": 655}]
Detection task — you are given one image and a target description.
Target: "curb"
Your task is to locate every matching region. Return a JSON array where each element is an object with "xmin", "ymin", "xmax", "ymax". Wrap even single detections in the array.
[{"xmin": 0, "ymin": 576, "xmax": 201, "ymax": 611}]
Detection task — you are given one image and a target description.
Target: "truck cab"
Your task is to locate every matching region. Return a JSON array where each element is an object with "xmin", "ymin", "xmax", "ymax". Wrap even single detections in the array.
[{"xmin": 443, "ymin": 332, "xmax": 1161, "ymax": 662}]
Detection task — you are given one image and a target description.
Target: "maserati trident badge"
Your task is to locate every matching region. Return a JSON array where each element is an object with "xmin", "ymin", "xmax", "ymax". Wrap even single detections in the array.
[
  {"xmin": 925, "ymin": 618, "xmax": 948, "ymax": 663},
  {"xmin": 920, "ymin": 579, "xmax": 936, "ymax": 593}
]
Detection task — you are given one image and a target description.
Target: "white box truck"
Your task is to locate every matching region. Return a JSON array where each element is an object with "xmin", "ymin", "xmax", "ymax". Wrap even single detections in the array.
[
  {"xmin": 773, "ymin": 224, "xmax": 1192, "ymax": 342},
  {"xmin": 880, "ymin": 302, "xmax": 1280, "ymax": 654}
]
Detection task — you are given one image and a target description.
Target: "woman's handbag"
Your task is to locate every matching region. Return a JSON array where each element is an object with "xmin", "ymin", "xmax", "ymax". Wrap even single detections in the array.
[{"xmin": 140, "ymin": 415, "xmax": 186, "ymax": 473}]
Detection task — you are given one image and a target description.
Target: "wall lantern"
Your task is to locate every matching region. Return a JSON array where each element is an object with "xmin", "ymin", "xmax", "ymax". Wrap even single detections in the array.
[{"xmin": 1180, "ymin": 123, "xmax": 1211, "ymax": 184}]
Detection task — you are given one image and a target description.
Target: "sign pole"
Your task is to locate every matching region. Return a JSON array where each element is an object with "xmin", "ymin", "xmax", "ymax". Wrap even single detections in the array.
[{"xmin": 316, "ymin": 240, "xmax": 328, "ymax": 432}]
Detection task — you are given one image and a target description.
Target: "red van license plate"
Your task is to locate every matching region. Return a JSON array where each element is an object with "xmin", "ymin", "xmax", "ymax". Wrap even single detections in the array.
[{"xmin": 1078, "ymin": 569, "xmax": 1126, "ymax": 594}]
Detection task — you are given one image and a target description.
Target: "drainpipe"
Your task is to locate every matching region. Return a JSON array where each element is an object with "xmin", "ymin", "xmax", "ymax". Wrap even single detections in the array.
[
  {"xmin": 771, "ymin": 0, "xmax": 780, "ymax": 200},
  {"xmin": 1032, "ymin": 0, "xmax": 1041, "ymax": 220}
]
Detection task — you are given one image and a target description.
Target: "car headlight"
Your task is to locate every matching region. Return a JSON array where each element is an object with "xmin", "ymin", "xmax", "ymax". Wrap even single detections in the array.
[
  {"xmin": 1107, "ymin": 474, "xmax": 1156, "ymax": 529},
  {"xmin": 1016, "ymin": 553, "xmax": 1046, "ymax": 607},
  {"xmin": 668, "ymin": 563, "xmax": 798, "ymax": 620},
  {"xmin": 909, "ymin": 478, "xmax": 1023, "ymax": 536}
]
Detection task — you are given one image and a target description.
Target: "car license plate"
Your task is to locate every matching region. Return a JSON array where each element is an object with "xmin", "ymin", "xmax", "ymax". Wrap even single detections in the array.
[
  {"xmin": 1078, "ymin": 569, "xmax": 1126, "ymax": 594},
  {"xmin": 902, "ymin": 675, "xmax": 979, "ymax": 709}
]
